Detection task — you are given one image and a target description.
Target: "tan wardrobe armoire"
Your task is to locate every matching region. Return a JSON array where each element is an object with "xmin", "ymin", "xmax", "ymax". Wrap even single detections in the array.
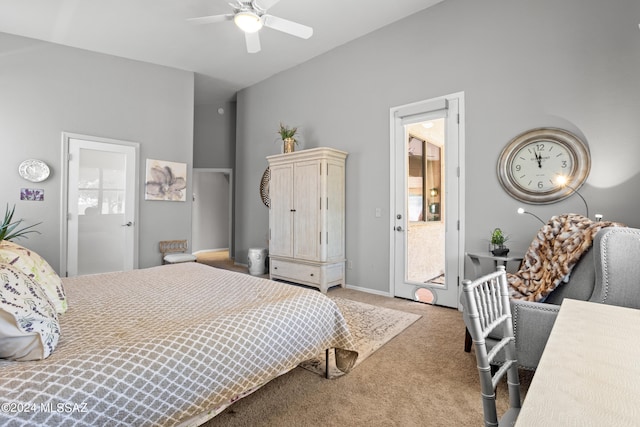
[{"xmin": 267, "ymin": 147, "xmax": 347, "ymax": 293}]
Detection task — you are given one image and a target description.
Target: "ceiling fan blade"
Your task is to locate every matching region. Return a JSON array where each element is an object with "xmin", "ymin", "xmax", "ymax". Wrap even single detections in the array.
[
  {"xmin": 187, "ymin": 14, "xmax": 234, "ymax": 25},
  {"xmin": 245, "ymin": 31, "xmax": 261, "ymax": 53},
  {"xmin": 254, "ymin": 0, "xmax": 282, "ymax": 10},
  {"xmin": 263, "ymin": 15, "xmax": 313, "ymax": 39}
]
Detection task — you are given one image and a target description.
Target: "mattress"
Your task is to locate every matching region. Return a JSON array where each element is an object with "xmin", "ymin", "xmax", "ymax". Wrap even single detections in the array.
[{"xmin": 0, "ymin": 263, "xmax": 357, "ymax": 426}]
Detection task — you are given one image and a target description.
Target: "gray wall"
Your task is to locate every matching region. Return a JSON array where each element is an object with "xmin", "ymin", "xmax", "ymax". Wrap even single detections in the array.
[
  {"xmin": 0, "ymin": 32, "xmax": 194, "ymax": 271},
  {"xmin": 234, "ymin": 0, "xmax": 640, "ymax": 293},
  {"xmin": 194, "ymin": 102, "xmax": 236, "ymax": 169}
]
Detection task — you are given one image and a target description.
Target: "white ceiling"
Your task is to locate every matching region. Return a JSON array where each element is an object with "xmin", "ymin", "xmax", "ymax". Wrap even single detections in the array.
[{"xmin": 0, "ymin": 0, "xmax": 445, "ymax": 105}]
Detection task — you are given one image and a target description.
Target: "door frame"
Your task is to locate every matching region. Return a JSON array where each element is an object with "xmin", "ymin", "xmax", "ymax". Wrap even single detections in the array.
[
  {"xmin": 388, "ymin": 92, "xmax": 466, "ymax": 309},
  {"xmin": 60, "ymin": 132, "xmax": 140, "ymax": 276},
  {"xmin": 191, "ymin": 168, "xmax": 234, "ymax": 257}
]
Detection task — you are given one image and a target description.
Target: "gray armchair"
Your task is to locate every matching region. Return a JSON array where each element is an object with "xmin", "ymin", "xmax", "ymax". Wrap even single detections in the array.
[{"xmin": 509, "ymin": 226, "xmax": 640, "ymax": 369}]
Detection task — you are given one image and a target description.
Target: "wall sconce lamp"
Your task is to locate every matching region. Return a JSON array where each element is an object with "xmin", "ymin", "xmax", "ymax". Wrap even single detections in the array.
[
  {"xmin": 555, "ymin": 175, "xmax": 589, "ymax": 219},
  {"xmin": 517, "ymin": 207, "xmax": 545, "ymax": 225}
]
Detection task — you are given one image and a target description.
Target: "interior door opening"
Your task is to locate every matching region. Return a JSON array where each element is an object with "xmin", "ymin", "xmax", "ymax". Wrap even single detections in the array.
[
  {"xmin": 407, "ymin": 119, "xmax": 445, "ymax": 304},
  {"xmin": 390, "ymin": 93, "xmax": 464, "ymax": 309},
  {"xmin": 191, "ymin": 168, "xmax": 233, "ymax": 261}
]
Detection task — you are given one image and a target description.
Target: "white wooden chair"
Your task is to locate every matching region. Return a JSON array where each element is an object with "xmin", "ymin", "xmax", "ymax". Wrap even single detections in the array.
[
  {"xmin": 159, "ymin": 240, "xmax": 197, "ymax": 264},
  {"xmin": 461, "ymin": 266, "xmax": 521, "ymax": 427}
]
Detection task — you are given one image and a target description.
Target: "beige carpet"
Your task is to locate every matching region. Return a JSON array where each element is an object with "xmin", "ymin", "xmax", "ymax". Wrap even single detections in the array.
[
  {"xmin": 299, "ymin": 296, "xmax": 421, "ymax": 378},
  {"xmin": 196, "ymin": 257, "xmax": 534, "ymax": 426},
  {"xmin": 200, "ymin": 287, "xmax": 533, "ymax": 427}
]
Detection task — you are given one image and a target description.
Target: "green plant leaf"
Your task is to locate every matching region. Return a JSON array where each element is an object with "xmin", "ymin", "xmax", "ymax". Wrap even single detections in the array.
[
  {"xmin": 278, "ymin": 122, "xmax": 299, "ymax": 143},
  {"xmin": 490, "ymin": 227, "xmax": 509, "ymax": 246},
  {"xmin": 0, "ymin": 204, "xmax": 41, "ymax": 241}
]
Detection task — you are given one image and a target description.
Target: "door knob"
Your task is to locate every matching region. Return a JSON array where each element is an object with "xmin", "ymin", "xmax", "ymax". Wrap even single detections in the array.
[
  {"xmin": 122, "ymin": 221, "xmax": 133, "ymax": 227},
  {"xmin": 395, "ymin": 226, "xmax": 403, "ymax": 232}
]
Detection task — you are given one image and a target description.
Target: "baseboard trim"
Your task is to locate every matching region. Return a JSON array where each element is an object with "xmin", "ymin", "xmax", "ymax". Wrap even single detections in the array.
[
  {"xmin": 344, "ymin": 283, "xmax": 391, "ymax": 297},
  {"xmin": 193, "ymin": 248, "xmax": 229, "ymax": 254}
]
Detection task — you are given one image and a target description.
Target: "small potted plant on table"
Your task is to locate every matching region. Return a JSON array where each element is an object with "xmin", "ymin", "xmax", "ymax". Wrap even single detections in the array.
[{"xmin": 490, "ymin": 228, "xmax": 509, "ymax": 256}]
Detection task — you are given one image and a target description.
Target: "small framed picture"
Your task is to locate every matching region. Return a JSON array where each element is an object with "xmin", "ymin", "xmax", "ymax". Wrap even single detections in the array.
[{"xmin": 20, "ymin": 188, "xmax": 44, "ymax": 201}]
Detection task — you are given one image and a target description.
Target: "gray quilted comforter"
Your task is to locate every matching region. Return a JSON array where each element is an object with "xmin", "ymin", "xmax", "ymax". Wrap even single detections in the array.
[{"xmin": 0, "ymin": 263, "xmax": 357, "ymax": 426}]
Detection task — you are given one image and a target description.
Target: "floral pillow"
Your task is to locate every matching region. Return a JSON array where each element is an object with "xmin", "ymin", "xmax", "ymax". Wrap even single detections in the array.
[
  {"xmin": 0, "ymin": 263, "xmax": 60, "ymax": 361},
  {"xmin": 0, "ymin": 240, "xmax": 67, "ymax": 314}
]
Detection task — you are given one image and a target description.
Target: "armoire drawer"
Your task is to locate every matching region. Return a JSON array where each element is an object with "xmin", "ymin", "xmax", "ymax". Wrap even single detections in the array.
[{"xmin": 270, "ymin": 260, "xmax": 321, "ymax": 285}]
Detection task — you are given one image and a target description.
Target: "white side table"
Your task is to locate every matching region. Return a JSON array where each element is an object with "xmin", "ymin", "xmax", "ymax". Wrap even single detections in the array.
[{"xmin": 464, "ymin": 251, "xmax": 524, "ymax": 353}]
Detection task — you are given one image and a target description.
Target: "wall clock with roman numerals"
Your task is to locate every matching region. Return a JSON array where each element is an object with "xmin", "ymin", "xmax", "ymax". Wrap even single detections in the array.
[{"xmin": 496, "ymin": 128, "xmax": 591, "ymax": 204}]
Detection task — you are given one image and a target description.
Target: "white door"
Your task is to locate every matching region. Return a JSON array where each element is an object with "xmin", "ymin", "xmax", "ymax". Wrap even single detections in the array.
[
  {"xmin": 62, "ymin": 134, "xmax": 139, "ymax": 276},
  {"xmin": 390, "ymin": 94, "xmax": 465, "ymax": 308}
]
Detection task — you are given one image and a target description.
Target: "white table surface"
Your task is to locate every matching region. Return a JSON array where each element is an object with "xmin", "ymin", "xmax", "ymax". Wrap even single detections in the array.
[{"xmin": 515, "ymin": 299, "xmax": 640, "ymax": 426}]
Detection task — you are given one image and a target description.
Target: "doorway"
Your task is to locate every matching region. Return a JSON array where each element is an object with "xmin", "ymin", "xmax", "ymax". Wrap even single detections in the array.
[
  {"xmin": 191, "ymin": 168, "xmax": 233, "ymax": 258},
  {"xmin": 390, "ymin": 93, "xmax": 465, "ymax": 309},
  {"xmin": 61, "ymin": 133, "xmax": 139, "ymax": 277}
]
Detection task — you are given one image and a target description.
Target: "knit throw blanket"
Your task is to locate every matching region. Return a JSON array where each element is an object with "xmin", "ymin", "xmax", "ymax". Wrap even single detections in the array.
[{"xmin": 508, "ymin": 213, "xmax": 623, "ymax": 302}]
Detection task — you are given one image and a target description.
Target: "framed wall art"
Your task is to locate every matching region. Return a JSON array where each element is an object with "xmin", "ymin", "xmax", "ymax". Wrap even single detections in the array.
[
  {"xmin": 145, "ymin": 159, "xmax": 187, "ymax": 201},
  {"xmin": 20, "ymin": 188, "xmax": 44, "ymax": 201}
]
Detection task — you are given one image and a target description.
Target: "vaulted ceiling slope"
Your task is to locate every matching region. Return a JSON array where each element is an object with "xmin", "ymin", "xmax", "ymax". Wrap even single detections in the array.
[{"xmin": 0, "ymin": 0, "xmax": 445, "ymax": 104}]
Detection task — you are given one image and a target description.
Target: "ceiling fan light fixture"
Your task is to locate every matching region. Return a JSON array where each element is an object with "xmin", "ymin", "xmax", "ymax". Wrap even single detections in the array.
[{"xmin": 234, "ymin": 11, "xmax": 263, "ymax": 33}]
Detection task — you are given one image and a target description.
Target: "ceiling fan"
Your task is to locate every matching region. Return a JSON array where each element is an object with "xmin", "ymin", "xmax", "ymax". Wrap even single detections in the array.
[{"xmin": 188, "ymin": 0, "xmax": 313, "ymax": 53}]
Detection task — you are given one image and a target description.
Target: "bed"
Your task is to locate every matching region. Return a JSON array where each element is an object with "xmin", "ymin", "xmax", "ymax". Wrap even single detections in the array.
[{"xmin": 0, "ymin": 261, "xmax": 358, "ymax": 426}]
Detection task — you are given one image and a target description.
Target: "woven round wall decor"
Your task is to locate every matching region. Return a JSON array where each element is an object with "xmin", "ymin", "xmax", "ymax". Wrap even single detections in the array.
[{"xmin": 260, "ymin": 167, "xmax": 270, "ymax": 207}]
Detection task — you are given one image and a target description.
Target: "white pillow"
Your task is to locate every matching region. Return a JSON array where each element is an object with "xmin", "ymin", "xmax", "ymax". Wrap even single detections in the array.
[
  {"xmin": 0, "ymin": 240, "xmax": 67, "ymax": 314},
  {"xmin": 0, "ymin": 263, "xmax": 60, "ymax": 361}
]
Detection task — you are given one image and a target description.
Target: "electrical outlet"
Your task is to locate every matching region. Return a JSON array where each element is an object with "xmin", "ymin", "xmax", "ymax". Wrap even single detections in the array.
[
  {"xmin": 348, "ymin": 260, "xmax": 353, "ymax": 269},
  {"xmin": 375, "ymin": 208, "xmax": 381, "ymax": 218}
]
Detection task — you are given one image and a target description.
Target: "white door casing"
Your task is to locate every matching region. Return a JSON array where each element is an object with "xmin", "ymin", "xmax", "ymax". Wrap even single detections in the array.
[
  {"xmin": 61, "ymin": 133, "xmax": 139, "ymax": 276},
  {"xmin": 389, "ymin": 93, "xmax": 465, "ymax": 309}
]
